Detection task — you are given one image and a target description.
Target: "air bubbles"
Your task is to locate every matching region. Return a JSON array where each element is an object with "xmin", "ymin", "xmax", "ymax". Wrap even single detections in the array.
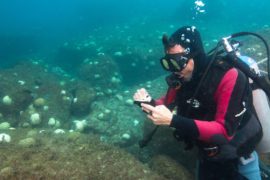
[
  {"xmin": 195, "ymin": 0, "xmax": 205, "ymax": 13},
  {"xmin": 195, "ymin": 0, "xmax": 205, "ymax": 8},
  {"xmin": 192, "ymin": 1, "xmax": 206, "ymax": 20}
]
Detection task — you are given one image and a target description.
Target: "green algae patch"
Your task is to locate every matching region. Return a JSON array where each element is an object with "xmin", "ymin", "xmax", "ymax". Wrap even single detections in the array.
[
  {"xmin": 0, "ymin": 128, "xmax": 167, "ymax": 180},
  {"xmin": 150, "ymin": 155, "xmax": 194, "ymax": 180}
]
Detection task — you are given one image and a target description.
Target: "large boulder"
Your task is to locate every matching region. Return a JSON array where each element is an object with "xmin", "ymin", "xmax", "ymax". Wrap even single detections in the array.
[
  {"xmin": 78, "ymin": 55, "xmax": 122, "ymax": 93},
  {"xmin": 70, "ymin": 81, "xmax": 96, "ymax": 117}
]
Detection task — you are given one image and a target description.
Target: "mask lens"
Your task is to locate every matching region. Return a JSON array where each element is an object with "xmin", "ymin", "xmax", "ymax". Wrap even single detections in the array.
[
  {"xmin": 161, "ymin": 58, "xmax": 170, "ymax": 70},
  {"xmin": 170, "ymin": 59, "xmax": 181, "ymax": 71}
]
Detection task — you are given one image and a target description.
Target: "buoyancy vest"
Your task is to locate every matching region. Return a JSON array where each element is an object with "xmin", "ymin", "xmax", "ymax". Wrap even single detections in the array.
[{"xmin": 174, "ymin": 57, "xmax": 263, "ymax": 161}]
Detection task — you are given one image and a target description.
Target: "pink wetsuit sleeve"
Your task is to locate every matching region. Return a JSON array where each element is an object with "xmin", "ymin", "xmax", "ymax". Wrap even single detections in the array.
[{"xmin": 155, "ymin": 88, "xmax": 177, "ymax": 105}]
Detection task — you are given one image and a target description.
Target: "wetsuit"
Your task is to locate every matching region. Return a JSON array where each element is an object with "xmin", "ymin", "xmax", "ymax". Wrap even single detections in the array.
[{"xmin": 155, "ymin": 59, "xmax": 262, "ymax": 179}]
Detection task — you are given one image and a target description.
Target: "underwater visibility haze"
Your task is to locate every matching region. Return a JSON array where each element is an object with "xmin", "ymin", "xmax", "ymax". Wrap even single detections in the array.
[{"xmin": 0, "ymin": 0, "xmax": 270, "ymax": 179}]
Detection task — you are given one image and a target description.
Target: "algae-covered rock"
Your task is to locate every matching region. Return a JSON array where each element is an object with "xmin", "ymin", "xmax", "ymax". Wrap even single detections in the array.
[
  {"xmin": 33, "ymin": 97, "xmax": 46, "ymax": 107},
  {"xmin": 0, "ymin": 122, "xmax": 10, "ymax": 130},
  {"xmin": 26, "ymin": 130, "xmax": 38, "ymax": 137},
  {"xmin": 18, "ymin": 137, "xmax": 36, "ymax": 147},
  {"xmin": 67, "ymin": 132, "xmax": 81, "ymax": 142}
]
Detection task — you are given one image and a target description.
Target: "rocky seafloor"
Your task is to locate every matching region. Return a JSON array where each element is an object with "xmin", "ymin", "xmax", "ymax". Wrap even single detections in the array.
[{"xmin": 0, "ymin": 60, "xmax": 197, "ymax": 179}]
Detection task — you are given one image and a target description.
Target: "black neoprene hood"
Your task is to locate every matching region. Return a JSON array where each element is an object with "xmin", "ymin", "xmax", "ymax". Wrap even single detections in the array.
[{"xmin": 168, "ymin": 26, "xmax": 208, "ymax": 77}]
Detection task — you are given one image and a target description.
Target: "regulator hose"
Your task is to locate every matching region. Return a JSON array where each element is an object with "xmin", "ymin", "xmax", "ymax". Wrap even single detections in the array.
[{"xmin": 231, "ymin": 32, "xmax": 270, "ymax": 80}]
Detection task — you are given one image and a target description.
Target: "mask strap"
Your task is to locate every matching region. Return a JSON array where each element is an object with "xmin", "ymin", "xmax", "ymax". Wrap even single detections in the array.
[{"xmin": 186, "ymin": 49, "xmax": 201, "ymax": 59}]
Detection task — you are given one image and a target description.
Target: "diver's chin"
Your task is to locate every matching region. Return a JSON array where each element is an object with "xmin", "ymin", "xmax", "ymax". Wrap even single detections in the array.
[{"xmin": 182, "ymin": 74, "xmax": 193, "ymax": 82}]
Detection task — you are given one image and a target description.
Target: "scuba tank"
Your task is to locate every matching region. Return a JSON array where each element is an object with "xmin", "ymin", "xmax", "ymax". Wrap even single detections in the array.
[
  {"xmin": 237, "ymin": 55, "xmax": 270, "ymax": 153},
  {"xmin": 253, "ymin": 88, "xmax": 270, "ymax": 153},
  {"xmin": 219, "ymin": 32, "xmax": 270, "ymax": 153}
]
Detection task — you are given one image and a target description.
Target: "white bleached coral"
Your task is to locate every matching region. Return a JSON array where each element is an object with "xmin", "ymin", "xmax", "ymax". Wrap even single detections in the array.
[
  {"xmin": 122, "ymin": 133, "xmax": 130, "ymax": 140},
  {"xmin": 48, "ymin": 117, "xmax": 56, "ymax": 127},
  {"xmin": 0, "ymin": 133, "xmax": 11, "ymax": 143},
  {"xmin": 54, "ymin": 129, "xmax": 65, "ymax": 134},
  {"xmin": 73, "ymin": 120, "xmax": 87, "ymax": 132},
  {"xmin": 48, "ymin": 118, "xmax": 61, "ymax": 128},
  {"xmin": 30, "ymin": 113, "xmax": 41, "ymax": 125},
  {"xmin": 2, "ymin": 95, "xmax": 12, "ymax": 105}
]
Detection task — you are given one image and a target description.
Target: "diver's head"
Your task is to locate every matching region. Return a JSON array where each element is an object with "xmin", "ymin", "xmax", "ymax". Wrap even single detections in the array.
[{"xmin": 160, "ymin": 26, "xmax": 206, "ymax": 81}]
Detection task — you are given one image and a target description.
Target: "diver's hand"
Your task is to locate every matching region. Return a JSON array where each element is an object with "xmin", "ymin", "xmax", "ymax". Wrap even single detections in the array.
[
  {"xmin": 133, "ymin": 88, "xmax": 152, "ymax": 102},
  {"xmin": 141, "ymin": 104, "xmax": 173, "ymax": 126}
]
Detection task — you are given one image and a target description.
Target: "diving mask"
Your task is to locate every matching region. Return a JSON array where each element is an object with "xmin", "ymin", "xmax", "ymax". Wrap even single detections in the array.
[{"xmin": 160, "ymin": 53, "xmax": 189, "ymax": 72}]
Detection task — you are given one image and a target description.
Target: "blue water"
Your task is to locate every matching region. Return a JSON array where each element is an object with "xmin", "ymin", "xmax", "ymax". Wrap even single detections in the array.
[{"xmin": 0, "ymin": 0, "xmax": 269, "ymax": 81}]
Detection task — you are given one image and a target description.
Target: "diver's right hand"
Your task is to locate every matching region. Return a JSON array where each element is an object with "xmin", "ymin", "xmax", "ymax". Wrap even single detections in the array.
[{"xmin": 133, "ymin": 88, "xmax": 152, "ymax": 102}]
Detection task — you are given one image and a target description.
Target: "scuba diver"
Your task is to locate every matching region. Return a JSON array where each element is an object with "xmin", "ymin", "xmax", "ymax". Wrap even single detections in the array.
[{"xmin": 133, "ymin": 26, "xmax": 270, "ymax": 179}]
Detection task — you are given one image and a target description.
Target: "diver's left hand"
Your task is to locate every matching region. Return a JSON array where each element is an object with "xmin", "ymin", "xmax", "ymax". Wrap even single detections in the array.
[
  {"xmin": 133, "ymin": 88, "xmax": 152, "ymax": 102},
  {"xmin": 141, "ymin": 103, "xmax": 173, "ymax": 125}
]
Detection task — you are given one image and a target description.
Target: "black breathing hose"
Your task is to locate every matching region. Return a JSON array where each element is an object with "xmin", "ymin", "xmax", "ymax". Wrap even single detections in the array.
[
  {"xmin": 223, "ymin": 32, "xmax": 270, "ymax": 97},
  {"xmin": 230, "ymin": 32, "xmax": 270, "ymax": 80},
  {"xmin": 186, "ymin": 41, "xmax": 223, "ymax": 115}
]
